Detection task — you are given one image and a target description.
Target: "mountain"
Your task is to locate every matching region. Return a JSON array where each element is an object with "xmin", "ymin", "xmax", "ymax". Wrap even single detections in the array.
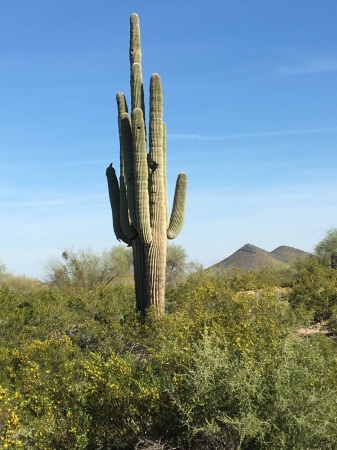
[
  {"xmin": 209, "ymin": 243, "xmax": 310, "ymax": 273},
  {"xmin": 270, "ymin": 246, "xmax": 310, "ymax": 264}
]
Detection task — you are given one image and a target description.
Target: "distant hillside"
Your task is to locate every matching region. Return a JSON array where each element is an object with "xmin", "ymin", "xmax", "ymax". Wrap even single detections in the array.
[
  {"xmin": 209, "ymin": 243, "xmax": 310, "ymax": 273},
  {"xmin": 271, "ymin": 246, "xmax": 310, "ymax": 264}
]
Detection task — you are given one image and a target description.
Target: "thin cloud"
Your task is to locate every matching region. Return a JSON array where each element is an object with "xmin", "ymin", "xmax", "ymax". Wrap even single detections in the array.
[
  {"xmin": 0, "ymin": 159, "xmax": 106, "ymax": 171},
  {"xmin": 168, "ymin": 126, "xmax": 337, "ymax": 141},
  {"xmin": 278, "ymin": 59, "xmax": 337, "ymax": 75},
  {"xmin": 0, "ymin": 193, "xmax": 107, "ymax": 210},
  {"xmin": 0, "ymin": 199, "xmax": 74, "ymax": 209}
]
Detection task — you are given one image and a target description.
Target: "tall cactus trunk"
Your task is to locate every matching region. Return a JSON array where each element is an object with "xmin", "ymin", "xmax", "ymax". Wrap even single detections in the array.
[
  {"xmin": 131, "ymin": 237, "xmax": 147, "ymax": 313},
  {"xmin": 106, "ymin": 14, "xmax": 187, "ymax": 315},
  {"xmin": 147, "ymin": 239, "xmax": 167, "ymax": 315}
]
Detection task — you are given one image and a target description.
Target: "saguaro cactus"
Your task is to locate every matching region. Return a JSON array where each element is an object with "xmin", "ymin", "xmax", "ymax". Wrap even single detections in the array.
[{"xmin": 106, "ymin": 13, "xmax": 187, "ymax": 315}]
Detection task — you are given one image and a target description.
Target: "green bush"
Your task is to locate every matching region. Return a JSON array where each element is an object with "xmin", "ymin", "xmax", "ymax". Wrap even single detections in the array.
[
  {"xmin": 170, "ymin": 332, "xmax": 337, "ymax": 449},
  {"xmin": 0, "ymin": 271, "xmax": 336, "ymax": 448},
  {"xmin": 287, "ymin": 257, "xmax": 337, "ymax": 321}
]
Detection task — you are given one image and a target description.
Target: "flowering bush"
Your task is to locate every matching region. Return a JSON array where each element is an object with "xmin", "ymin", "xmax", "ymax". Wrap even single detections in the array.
[{"xmin": 0, "ymin": 265, "xmax": 336, "ymax": 449}]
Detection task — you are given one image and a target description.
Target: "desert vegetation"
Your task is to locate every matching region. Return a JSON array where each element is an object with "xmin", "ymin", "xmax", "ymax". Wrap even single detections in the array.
[
  {"xmin": 0, "ymin": 233, "xmax": 337, "ymax": 449},
  {"xmin": 2, "ymin": 9, "xmax": 336, "ymax": 449}
]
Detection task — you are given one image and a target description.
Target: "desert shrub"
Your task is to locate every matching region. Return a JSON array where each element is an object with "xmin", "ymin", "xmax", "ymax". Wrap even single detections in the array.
[
  {"xmin": 224, "ymin": 266, "xmax": 287, "ymax": 292},
  {"xmin": 205, "ymin": 264, "xmax": 295, "ymax": 294},
  {"xmin": 314, "ymin": 228, "xmax": 337, "ymax": 266},
  {"xmin": 0, "ymin": 270, "xmax": 336, "ymax": 448},
  {"xmin": 287, "ymin": 257, "xmax": 337, "ymax": 321},
  {"xmin": 0, "ymin": 336, "xmax": 89, "ymax": 449},
  {"xmin": 145, "ymin": 282, "xmax": 299, "ymax": 447},
  {"xmin": 166, "ymin": 271, "xmax": 297, "ymax": 350},
  {"xmin": 135, "ymin": 439, "xmax": 178, "ymax": 450},
  {"xmin": 245, "ymin": 264, "xmax": 296, "ymax": 288},
  {"xmin": 0, "ymin": 283, "xmax": 135, "ymax": 352},
  {"xmin": 328, "ymin": 305, "xmax": 337, "ymax": 335},
  {"xmin": 170, "ymin": 331, "xmax": 337, "ymax": 450},
  {"xmin": 0, "ymin": 384, "xmax": 22, "ymax": 449},
  {"xmin": 261, "ymin": 333, "xmax": 337, "ymax": 449},
  {"xmin": 4, "ymin": 274, "xmax": 43, "ymax": 293},
  {"xmin": 83, "ymin": 351, "xmax": 161, "ymax": 449}
]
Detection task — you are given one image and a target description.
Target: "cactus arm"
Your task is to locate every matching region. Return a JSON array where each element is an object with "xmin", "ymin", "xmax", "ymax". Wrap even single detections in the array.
[
  {"xmin": 130, "ymin": 14, "xmax": 146, "ymax": 129},
  {"xmin": 132, "ymin": 107, "xmax": 152, "ymax": 244},
  {"xmin": 167, "ymin": 172, "xmax": 187, "ymax": 239},
  {"xmin": 147, "ymin": 73, "xmax": 167, "ymax": 313},
  {"xmin": 149, "ymin": 74, "xmax": 164, "ymax": 159},
  {"xmin": 116, "ymin": 93, "xmax": 137, "ymax": 240},
  {"xmin": 131, "ymin": 63, "xmax": 145, "ymax": 115},
  {"xmin": 162, "ymin": 122, "xmax": 169, "ymax": 226},
  {"xmin": 149, "ymin": 74, "xmax": 165, "ymax": 227},
  {"xmin": 131, "ymin": 62, "xmax": 147, "ymax": 139},
  {"xmin": 129, "ymin": 14, "xmax": 142, "ymax": 66},
  {"xmin": 116, "ymin": 92, "xmax": 128, "ymax": 115},
  {"xmin": 119, "ymin": 176, "xmax": 137, "ymax": 240},
  {"xmin": 105, "ymin": 165, "xmax": 132, "ymax": 245},
  {"xmin": 119, "ymin": 112, "xmax": 138, "ymax": 229}
]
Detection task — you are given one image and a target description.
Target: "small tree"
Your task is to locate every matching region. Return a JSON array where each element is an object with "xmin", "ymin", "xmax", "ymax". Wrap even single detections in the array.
[
  {"xmin": 0, "ymin": 260, "xmax": 9, "ymax": 286},
  {"xmin": 314, "ymin": 229, "xmax": 337, "ymax": 267},
  {"xmin": 166, "ymin": 244, "xmax": 201, "ymax": 285},
  {"xmin": 44, "ymin": 246, "xmax": 133, "ymax": 289},
  {"xmin": 166, "ymin": 244, "xmax": 188, "ymax": 285}
]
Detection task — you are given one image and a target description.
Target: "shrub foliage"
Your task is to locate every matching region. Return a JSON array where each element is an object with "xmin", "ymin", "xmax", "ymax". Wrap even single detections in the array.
[{"xmin": 0, "ymin": 261, "xmax": 336, "ymax": 449}]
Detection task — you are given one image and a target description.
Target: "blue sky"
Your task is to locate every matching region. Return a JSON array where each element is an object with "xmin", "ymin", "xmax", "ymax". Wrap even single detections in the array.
[{"xmin": 1, "ymin": 0, "xmax": 337, "ymax": 278}]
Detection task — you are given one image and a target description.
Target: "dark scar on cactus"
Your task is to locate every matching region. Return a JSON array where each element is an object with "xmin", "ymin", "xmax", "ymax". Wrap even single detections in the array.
[{"xmin": 150, "ymin": 161, "xmax": 159, "ymax": 172}]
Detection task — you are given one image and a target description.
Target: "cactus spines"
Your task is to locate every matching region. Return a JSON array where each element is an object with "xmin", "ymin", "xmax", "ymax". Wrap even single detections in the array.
[{"xmin": 106, "ymin": 13, "xmax": 187, "ymax": 314}]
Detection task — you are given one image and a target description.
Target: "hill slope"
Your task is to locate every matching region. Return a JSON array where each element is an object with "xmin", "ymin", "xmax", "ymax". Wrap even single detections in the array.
[
  {"xmin": 271, "ymin": 245, "xmax": 310, "ymax": 264},
  {"xmin": 210, "ymin": 243, "xmax": 310, "ymax": 273}
]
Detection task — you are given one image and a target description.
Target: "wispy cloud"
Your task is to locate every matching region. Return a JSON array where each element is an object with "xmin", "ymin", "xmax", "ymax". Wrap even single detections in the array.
[
  {"xmin": 0, "ymin": 199, "xmax": 74, "ymax": 209},
  {"xmin": 0, "ymin": 159, "xmax": 106, "ymax": 172},
  {"xmin": 0, "ymin": 193, "xmax": 107, "ymax": 211},
  {"xmin": 278, "ymin": 59, "xmax": 337, "ymax": 75},
  {"xmin": 168, "ymin": 126, "xmax": 337, "ymax": 141}
]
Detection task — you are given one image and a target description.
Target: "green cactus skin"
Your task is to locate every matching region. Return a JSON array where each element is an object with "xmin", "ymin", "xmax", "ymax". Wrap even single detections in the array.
[{"xmin": 106, "ymin": 13, "xmax": 187, "ymax": 314}]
